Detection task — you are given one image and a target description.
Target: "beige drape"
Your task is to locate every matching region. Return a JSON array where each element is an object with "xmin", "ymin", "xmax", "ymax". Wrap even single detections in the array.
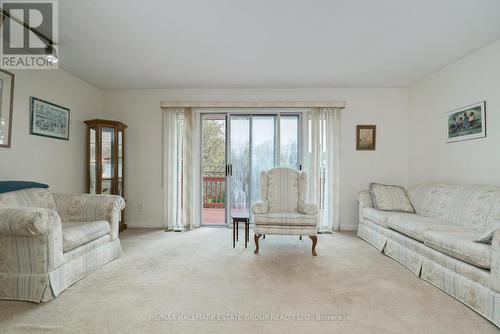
[
  {"xmin": 308, "ymin": 107, "xmax": 342, "ymax": 232},
  {"xmin": 162, "ymin": 107, "xmax": 200, "ymax": 231}
]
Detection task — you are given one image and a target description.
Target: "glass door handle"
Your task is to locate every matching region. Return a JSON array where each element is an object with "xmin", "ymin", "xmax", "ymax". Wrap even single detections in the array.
[{"xmin": 225, "ymin": 164, "xmax": 233, "ymax": 176}]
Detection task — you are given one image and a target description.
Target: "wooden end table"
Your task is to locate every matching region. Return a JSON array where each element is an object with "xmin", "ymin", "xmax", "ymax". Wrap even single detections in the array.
[{"xmin": 232, "ymin": 215, "xmax": 250, "ymax": 249}]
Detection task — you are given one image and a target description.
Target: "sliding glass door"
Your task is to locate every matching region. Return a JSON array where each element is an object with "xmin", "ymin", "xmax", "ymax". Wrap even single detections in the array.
[
  {"xmin": 201, "ymin": 112, "xmax": 300, "ymax": 226},
  {"xmin": 229, "ymin": 115, "xmax": 251, "ymax": 219},
  {"xmin": 250, "ymin": 116, "xmax": 276, "ymax": 208}
]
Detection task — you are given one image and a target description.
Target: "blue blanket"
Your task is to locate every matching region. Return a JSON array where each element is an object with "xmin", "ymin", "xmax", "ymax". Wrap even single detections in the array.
[{"xmin": 0, "ymin": 181, "xmax": 49, "ymax": 194}]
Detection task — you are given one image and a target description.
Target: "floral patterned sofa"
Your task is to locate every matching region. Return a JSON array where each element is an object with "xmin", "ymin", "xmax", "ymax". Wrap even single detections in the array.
[
  {"xmin": 357, "ymin": 183, "xmax": 500, "ymax": 327},
  {"xmin": 0, "ymin": 187, "xmax": 125, "ymax": 302}
]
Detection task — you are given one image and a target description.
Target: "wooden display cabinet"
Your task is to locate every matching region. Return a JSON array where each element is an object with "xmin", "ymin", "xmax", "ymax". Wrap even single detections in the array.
[{"xmin": 84, "ymin": 119, "xmax": 127, "ymax": 232}]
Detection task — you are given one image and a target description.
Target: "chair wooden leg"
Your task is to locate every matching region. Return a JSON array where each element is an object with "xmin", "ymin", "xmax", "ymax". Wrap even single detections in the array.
[
  {"xmin": 254, "ymin": 234, "xmax": 262, "ymax": 254},
  {"xmin": 309, "ymin": 236, "xmax": 318, "ymax": 256}
]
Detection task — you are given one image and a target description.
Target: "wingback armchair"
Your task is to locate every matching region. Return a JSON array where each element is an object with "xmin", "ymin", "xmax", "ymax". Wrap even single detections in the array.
[{"xmin": 252, "ymin": 167, "xmax": 319, "ymax": 255}]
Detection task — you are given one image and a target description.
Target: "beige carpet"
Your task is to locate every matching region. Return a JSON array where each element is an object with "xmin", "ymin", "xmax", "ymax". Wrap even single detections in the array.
[{"xmin": 0, "ymin": 228, "xmax": 497, "ymax": 334}]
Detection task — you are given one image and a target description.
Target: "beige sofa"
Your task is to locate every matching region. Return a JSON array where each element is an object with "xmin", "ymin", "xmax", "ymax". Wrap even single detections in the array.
[
  {"xmin": 0, "ymin": 187, "xmax": 125, "ymax": 302},
  {"xmin": 357, "ymin": 183, "xmax": 500, "ymax": 327}
]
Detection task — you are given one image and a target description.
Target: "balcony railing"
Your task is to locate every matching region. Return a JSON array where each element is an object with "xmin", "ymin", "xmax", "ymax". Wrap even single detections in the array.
[{"xmin": 203, "ymin": 172, "xmax": 225, "ymax": 208}]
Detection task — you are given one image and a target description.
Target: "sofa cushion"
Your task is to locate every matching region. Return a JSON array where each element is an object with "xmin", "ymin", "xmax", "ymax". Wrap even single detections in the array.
[
  {"xmin": 369, "ymin": 183, "xmax": 414, "ymax": 213},
  {"xmin": 363, "ymin": 207, "xmax": 416, "ymax": 228},
  {"xmin": 423, "ymin": 231, "xmax": 491, "ymax": 269},
  {"xmin": 0, "ymin": 192, "xmax": 19, "ymax": 207},
  {"xmin": 407, "ymin": 184, "xmax": 500, "ymax": 232},
  {"xmin": 387, "ymin": 215, "xmax": 471, "ymax": 242},
  {"xmin": 254, "ymin": 213, "xmax": 317, "ymax": 227},
  {"xmin": 62, "ymin": 221, "xmax": 111, "ymax": 252}
]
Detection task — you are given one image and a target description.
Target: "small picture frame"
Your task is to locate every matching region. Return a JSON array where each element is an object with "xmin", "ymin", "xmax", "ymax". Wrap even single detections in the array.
[
  {"xmin": 356, "ymin": 125, "xmax": 376, "ymax": 151},
  {"xmin": 30, "ymin": 97, "xmax": 70, "ymax": 140},
  {"xmin": 446, "ymin": 101, "xmax": 486, "ymax": 143}
]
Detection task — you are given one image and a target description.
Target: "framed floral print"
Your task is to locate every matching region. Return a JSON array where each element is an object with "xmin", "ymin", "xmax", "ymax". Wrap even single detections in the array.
[
  {"xmin": 356, "ymin": 125, "xmax": 376, "ymax": 151},
  {"xmin": 0, "ymin": 70, "xmax": 15, "ymax": 148}
]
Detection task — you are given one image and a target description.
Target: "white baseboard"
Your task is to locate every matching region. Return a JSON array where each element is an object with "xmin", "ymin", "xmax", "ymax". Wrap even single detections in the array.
[
  {"xmin": 126, "ymin": 222, "xmax": 164, "ymax": 228},
  {"xmin": 340, "ymin": 224, "xmax": 358, "ymax": 231},
  {"xmin": 125, "ymin": 222, "xmax": 359, "ymax": 231}
]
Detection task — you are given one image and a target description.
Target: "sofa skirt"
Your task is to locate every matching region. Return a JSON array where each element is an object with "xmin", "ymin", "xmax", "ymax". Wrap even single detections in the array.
[
  {"xmin": 0, "ymin": 238, "xmax": 121, "ymax": 303},
  {"xmin": 358, "ymin": 221, "xmax": 500, "ymax": 328}
]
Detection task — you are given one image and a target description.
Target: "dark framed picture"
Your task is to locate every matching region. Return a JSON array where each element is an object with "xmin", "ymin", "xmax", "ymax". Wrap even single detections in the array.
[
  {"xmin": 356, "ymin": 125, "xmax": 376, "ymax": 151},
  {"xmin": 30, "ymin": 97, "xmax": 70, "ymax": 140},
  {"xmin": 0, "ymin": 70, "xmax": 15, "ymax": 148},
  {"xmin": 447, "ymin": 101, "xmax": 486, "ymax": 143}
]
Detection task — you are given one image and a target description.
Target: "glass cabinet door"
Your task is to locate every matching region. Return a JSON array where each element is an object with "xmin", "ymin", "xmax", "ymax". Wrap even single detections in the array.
[
  {"xmin": 89, "ymin": 127, "xmax": 97, "ymax": 194},
  {"xmin": 118, "ymin": 130, "xmax": 124, "ymax": 197},
  {"xmin": 101, "ymin": 127, "xmax": 115, "ymax": 195}
]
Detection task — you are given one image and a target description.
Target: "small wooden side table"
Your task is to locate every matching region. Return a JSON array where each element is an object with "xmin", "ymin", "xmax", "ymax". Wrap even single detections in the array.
[{"xmin": 232, "ymin": 215, "xmax": 249, "ymax": 248}]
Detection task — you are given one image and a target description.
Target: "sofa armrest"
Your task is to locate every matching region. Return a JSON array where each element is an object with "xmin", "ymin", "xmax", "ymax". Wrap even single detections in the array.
[
  {"xmin": 53, "ymin": 193, "xmax": 125, "ymax": 240},
  {"xmin": 0, "ymin": 207, "xmax": 63, "ymax": 271},
  {"xmin": 358, "ymin": 190, "xmax": 374, "ymax": 224},
  {"xmin": 252, "ymin": 200, "xmax": 269, "ymax": 214},
  {"xmin": 299, "ymin": 202, "xmax": 318, "ymax": 215},
  {"xmin": 0, "ymin": 206, "xmax": 60, "ymax": 236},
  {"xmin": 491, "ymin": 228, "xmax": 500, "ymax": 293}
]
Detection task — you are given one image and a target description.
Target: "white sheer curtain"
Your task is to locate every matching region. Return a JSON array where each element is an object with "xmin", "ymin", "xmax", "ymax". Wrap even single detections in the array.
[
  {"xmin": 307, "ymin": 107, "xmax": 342, "ymax": 232},
  {"xmin": 162, "ymin": 107, "xmax": 200, "ymax": 231}
]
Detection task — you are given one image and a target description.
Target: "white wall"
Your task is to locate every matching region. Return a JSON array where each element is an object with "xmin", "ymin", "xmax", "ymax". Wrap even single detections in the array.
[
  {"xmin": 0, "ymin": 70, "xmax": 103, "ymax": 193},
  {"xmin": 103, "ymin": 88, "xmax": 409, "ymax": 229},
  {"xmin": 408, "ymin": 38, "xmax": 500, "ymax": 186}
]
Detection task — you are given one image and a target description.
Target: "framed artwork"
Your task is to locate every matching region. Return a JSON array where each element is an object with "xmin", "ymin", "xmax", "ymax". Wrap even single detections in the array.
[
  {"xmin": 447, "ymin": 101, "xmax": 486, "ymax": 143},
  {"xmin": 30, "ymin": 97, "xmax": 70, "ymax": 140},
  {"xmin": 0, "ymin": 70, "xmax": 15, "ymax": 148},
  {"xmin": 356, "ymin": 125, "xmax": 376, "ymax": 151}
]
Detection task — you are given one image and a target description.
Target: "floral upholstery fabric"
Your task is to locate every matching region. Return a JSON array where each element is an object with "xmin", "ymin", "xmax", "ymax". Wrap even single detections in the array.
[
  {"xmin": 53, "ymin": 193, "xmax": 125, "ymax": 240},
  {"xmin": 387, "ymin": 215, "xmax": 472, "ymax": 242},
  {"xmin": 254, "ymin": 213, "xmax": 317, "ymax": 226},
  {"xmin": 266, "ymin": 168, "xmax": 300, "ymax": 214},
  {"xmin": 62, "ymin": 221, "xmax": 111, "ymax": 252},
  {"xmin": 358, "ymin": 183, "xmax": 500, "ymax": 328},
  {"xmin": 369, "ymin": 183, "xmax": 414, "ymax": 212},
  {"xmin": 0, "ymin": 192, "xmax": 19, "ymax": 207},
  {"xmin": 252, "ymin": 200, "xmax": 269, "ymax": 214},
  {"xmin": 362, "ymin": 207, "xmax": 416, "ymax": 228},
  {"xmin": 476, "ymin": 223, "xmax": 500, "ymax": 244},
  {"xmin": 254, "ymin": 224, "xmax": 317, "ymax": 236},
  {"xmin": 0, "ymin": 206, "xmax": 61, "ymax": 237},
  {"xmin": 0, "ymin": 188, "xmax": 57, "ymax": 210},
  {"xmin": 407, "ymin": 184, "xmax": 500, "ymax": 232},
  {"xmin": 423, "ymin": 231, "xmax": 491, "ymax": 268},
  {"xmin": 0, "ymin": 188, "xmax": 124, "ymax": 303}
]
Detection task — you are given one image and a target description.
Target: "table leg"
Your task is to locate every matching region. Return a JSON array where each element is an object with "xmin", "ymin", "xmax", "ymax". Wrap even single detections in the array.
[
  {"xmin": 233, "ymin": 220, "xmax": 235, "ymax": 248},
  {"xmin": 236, "ymin": 221, "xmax": 239, "ymax": 241},
  {"xmin": 245, "ymin": 221, "xmax": 248, "ymax": 248}
]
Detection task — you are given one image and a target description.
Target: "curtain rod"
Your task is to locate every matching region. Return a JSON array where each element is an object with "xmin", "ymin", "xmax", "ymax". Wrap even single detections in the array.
[{"xmin": 160, "ymin": 101, "xmax": 346, "ymax": 109}]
